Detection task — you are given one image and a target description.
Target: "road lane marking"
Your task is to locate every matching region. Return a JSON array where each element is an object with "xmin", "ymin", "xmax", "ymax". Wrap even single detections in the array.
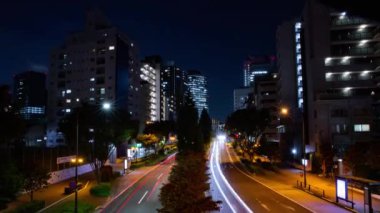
[
  {"xmin": 157, "ymin": 173, "xmax": 163, "ymax": 180},
  {"xmin": 214, "ymin": 141, "xmax": 253, "ymax": 213},
  {"xmin": 37, "ymin": 181, "xmax": 90, "ymax": 213},
  {"xmin": 102, "ymin": 152, "xmax": 177, "ymax": 212},
  {"xmin": 224, "ymin": 144, "xmax": 316, "ymax": 213},
  {"xmin": 281, "ymin": 204, "xmax": 296, "ymax": 211},
  {"xmin": 261, "ymin": 204, "xmax": 270, "ymax": 211},
  {"xmin": 147, "ymin": 163, "xmax": 174, "ymax": 201},
  {"xmin": 138, "ymin": 190, "xmax": 149, "ymax": 204}
]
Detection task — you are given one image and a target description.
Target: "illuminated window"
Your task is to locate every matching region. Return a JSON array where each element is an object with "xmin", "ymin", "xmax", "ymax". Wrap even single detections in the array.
[
  {"xmin": 109, "ymin": 46, "xmax": 115, "ymax": 50},
  {"xmin": 66, "ymin": 99, "xmax": 71, "ymax": 103},
  {"xmin": 90, "ymin": 78, "xmax": 95, "ymax": 81},
  {"xmin": 354, "ymin": 124, "xmax": 370, "ymax": 132},
  {"xmin": 66, "ymin": 89, "xmax": 72, "ymax": 94}
]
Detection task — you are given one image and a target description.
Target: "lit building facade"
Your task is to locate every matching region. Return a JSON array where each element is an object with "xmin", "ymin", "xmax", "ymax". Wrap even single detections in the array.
[
  {"xmin": 187, "ymin": 70, "xmax": 208, "ymax": 117},
  {"xmin": 140, "ymin": 56, "xmax": 162, "ymax": 122},
  {"xmin": 233, "ymin": 87, "xmax": 252, "ymax": 111},
  {"xmin": 300, "ymin": 0, "xmax": 380, "ymax": 156},
  {"xmin": 160, "ymin": 62, "xmax": 187, "ymax": 121},
  {"xmin": 47, "ymin": 9, "xmax": 140, "ymax": 146},
  {"xmin": 243, "ymin": 56, "xmax": 276, "ymax": 87},
  {"xmin": 14, "ymin": 71, "xmax": 46, "ymax": 120}
]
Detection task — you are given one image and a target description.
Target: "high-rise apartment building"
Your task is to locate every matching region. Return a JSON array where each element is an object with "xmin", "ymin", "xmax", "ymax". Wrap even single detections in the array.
[
  {"xmin": 160, "ymin": 62, "xmax": 187, "ymax": 121},
  {"xmin": 243, "ymin": 56, "xmax": 276, "ymax": 87},
  {"xmin": 47, "ymin": 9, "xmax": 140, "ymax": 146},
  {"xmin": 140, "ymin": 56, "xmax": 162, "ymax": 122},
  {"xmin": 13, "ymin": 71, "xmax": 46, "ymax": 120},
  {"xmin": 187, "ymin": 70, "xmax": 208, "ymax": 117},
  {"xmin": 277, "ymin": 0, "xmax": 380, "ymax": 158},
  {"xmin": 276, "ymin": 20, "xmax": 306, "ymax": 156}
]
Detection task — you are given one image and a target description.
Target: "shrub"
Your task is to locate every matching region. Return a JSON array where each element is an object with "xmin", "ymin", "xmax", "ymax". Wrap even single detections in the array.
[
  {"xmin": 90, "ymin": 183, "xmax": 111, "ymax": 197},
  {"xmin": 13, "ymin": 200, "xmax": 45, "ymax": 213},
  {"xmin": 61, "ymin": 201, "xmax": 94, "ymax": 213}
]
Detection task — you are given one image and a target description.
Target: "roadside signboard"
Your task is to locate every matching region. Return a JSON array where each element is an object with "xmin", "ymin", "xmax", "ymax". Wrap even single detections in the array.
[
  {"xmin": 336, "ymin": 178, "xmax": 348, "ymax": 200},
  {"xmin": 57, "ymin": 155, "xmax": 76, "ymax": 164}
]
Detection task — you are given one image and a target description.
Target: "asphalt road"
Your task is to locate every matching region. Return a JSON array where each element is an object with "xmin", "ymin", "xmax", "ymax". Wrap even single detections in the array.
[
  {"xmin": 102, "ymin": 155, "xmax": 175, "ymax": 213},
  {"xmin": 210, "ymin": 138, "xmax": 313, "ymax": 213}
]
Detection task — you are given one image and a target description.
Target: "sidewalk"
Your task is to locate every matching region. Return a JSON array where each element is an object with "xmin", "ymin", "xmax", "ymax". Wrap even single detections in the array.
[
  {"xmin": 3, "ymin": 163, "xmax": 160, "ymax": 213},
  {"xmin": 4, "ymin": 172, "xmax": 97, "ymax": 212},
  {"xmin": 282, "ymin": 168, "xmax": 380, "ymax": 213}
]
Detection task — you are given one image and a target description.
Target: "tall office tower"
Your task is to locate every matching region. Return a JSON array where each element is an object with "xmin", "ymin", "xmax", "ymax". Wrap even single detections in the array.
[
  {"xmin": 13, "ymin": 71, "xmax": 47, "ymax": 146},
  {"xmin": 13, "ymin": 71, "xmax": 46, "ymax": 120},
  {"xmin": 160, "ymin": 62, "xmax": 187, "ymax": 121},
  {"xmin": 187, "ymin": 70, "xmax": 208, "ymax": 117},
  {"xmin": 301, "ymin": 0, "xmax": 380, "ymax": 155},
  {"xmin": 233, "ymin": 87, "xmax": 253, "ymax": 111},
  {"xmin": 47, "ymin": 9, "xmax": 140, "ymax": 147},
  {"xmin": 243, "ymin": 55, "xmax": 276, "ymax": 87},
  {"xmin": 140, "ymin": 56, "xmax": 162, "ymax": 122}
]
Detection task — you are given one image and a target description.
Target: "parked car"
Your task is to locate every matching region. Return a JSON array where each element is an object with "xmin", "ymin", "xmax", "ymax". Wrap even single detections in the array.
[{"xmin": 64, "ymin": 181, "xmax": 84, "ymax": 194}]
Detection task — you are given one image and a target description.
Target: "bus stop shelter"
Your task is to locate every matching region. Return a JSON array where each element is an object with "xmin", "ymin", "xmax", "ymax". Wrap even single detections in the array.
[{"xmin": 336, "ymin": 175, "xmax": 380, "ymax": 213}]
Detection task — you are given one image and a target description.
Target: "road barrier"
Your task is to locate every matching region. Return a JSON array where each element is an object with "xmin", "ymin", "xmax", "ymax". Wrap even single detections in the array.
[{"xmin": 296, "ymin": 180, "xmax": 326, "ymax": 199}]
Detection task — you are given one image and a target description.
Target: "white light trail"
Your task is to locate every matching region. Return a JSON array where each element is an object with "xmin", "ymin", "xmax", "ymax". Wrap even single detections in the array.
[
  {"xmin": 214, "ymin": 140, "xmax": 253, "ymax": 213},
  {"xmin": 210, "ymin": 143, "xmax": 237, "ymax": 213}
]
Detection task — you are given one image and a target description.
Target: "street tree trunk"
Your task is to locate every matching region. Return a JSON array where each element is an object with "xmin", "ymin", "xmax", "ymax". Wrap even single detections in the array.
[{"xmin": 30, "ymin": 190, "xmax": 34, "ymax": 202}]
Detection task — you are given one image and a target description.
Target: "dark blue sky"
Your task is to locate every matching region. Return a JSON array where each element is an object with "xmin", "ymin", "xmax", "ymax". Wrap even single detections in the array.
[{"xmin": 0, "ymin": 0, "xmax": 304, "ymax": 121}]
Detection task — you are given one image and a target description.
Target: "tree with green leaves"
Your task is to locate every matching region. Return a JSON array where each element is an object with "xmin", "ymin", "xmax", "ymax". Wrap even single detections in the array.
[
  {"xmin": 177, "ymin": 95, "xmax": 202, "ymax": 152},
  {"xmin": 137, "ymin": 134, "xmax": 160, "ymax": 154},
  {"xmin": 0, "ymin": 162, "xmax": 23, "ymax": 210},
  {"xmin": 59, "ymin": 104, "xmax": 138, "ymax": 182},
  {"xmin": 225, "ymin": 108, "xmax": 270, "ymax": 161},
  {"xmin": 158, "ymin": 151, "xmax": 220, "ymax": 213},
  {"xmin": 199, "ymin": 108, "xmax": 212, "ymax": 145},
  {"xmin": 22, "ymin": 163, "xmax": 51, "ymax": 202},
  {"xmin": 144, "ymin": 121, "xmax": 176, "ymax": 141}
]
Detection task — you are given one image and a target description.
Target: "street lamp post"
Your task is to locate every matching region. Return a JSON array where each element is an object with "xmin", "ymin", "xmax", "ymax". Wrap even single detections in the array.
[
  {"xmin": 74, "ymin": 112, "xmax": 79, "ymax": 213},
  {"xmin": 279, "ymin": 106, "xmax": 307, "ymax": 187},
  {"xmin": 302, "ymin": 121, "xmax": 307, "ymax": 188}
]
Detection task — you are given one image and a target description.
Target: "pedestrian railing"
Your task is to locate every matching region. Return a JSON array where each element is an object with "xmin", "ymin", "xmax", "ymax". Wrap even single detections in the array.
[{"xmin": 296, "ymin": 180, "xmax": 327, "ymax": 199}]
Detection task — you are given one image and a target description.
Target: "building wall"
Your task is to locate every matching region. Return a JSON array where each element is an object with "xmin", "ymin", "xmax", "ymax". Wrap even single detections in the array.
[
  {"xmin": 187, "ymin": 70, "xmax": 208, "ymax": 117},
  {"xmin": 13, "ymin": 71, "xmax": 46, "ymax": 120},
  {"xmin": 302, "ymin": 0, "xmax": 380, "ymax": 154},
  {"xmin": 47, "ymin": 10, "xmax": 139, "ymax": 147},
  {"xmin": 233, "ymin": 87, "xmax": 252, "ymax": 111}
]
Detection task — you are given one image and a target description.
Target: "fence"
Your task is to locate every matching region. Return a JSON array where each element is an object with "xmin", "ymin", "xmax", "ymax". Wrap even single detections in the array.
[{"xmin": 296, "ymin": 180, "xmax": 328, "ymax": 199}]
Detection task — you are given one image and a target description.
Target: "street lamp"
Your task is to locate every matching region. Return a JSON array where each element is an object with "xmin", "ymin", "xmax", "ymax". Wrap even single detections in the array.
[
  {"xmin": 279, "ymin": 106, "xmax": 307, "ymax": 188},
  {"xmin": 74, "ymin": 112, "xmax": 79, "ymax": 213},
  {"xmin": 102, "ymin": 102, "xmax": 112, "ymax": 111}
]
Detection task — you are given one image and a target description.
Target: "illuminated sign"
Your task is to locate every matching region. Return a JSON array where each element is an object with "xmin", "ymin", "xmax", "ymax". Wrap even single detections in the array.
[
  {"xmin": 124, "ymin": 158, "xmax": 128, "ymax": 170},
  {"xmin": 336, "ymin": 178, "xmax": 347, "ymax": 200}
]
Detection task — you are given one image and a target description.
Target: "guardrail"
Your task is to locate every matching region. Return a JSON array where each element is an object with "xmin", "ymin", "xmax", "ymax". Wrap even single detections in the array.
[{"xmin": 296, "ymin": 180, "xmax": 326, "ymax": 199}]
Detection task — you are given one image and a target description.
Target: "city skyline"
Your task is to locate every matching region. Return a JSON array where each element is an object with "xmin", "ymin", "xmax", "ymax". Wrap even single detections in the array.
[{"xmin": 0, "ymin": 0, "xmax": 305, "ymax": 120}]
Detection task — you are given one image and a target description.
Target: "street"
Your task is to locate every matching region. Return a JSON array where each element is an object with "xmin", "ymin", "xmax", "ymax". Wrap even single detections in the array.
[
  {"xmin": 209, "ymin": 139, "xmax": 311, "ymax": 213},
  {"xmin": 101, "ymin": 154, "xmax": 175, "ymax": 213}
]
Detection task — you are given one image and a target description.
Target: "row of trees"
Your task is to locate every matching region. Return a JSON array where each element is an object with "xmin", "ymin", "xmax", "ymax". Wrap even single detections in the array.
[
  {"xmin": 158, "ymin": 96, "xmax": 220, "ymax": 212},
  {"xmin": 0, "ymin": 85, "xmax": 51, "ymax": 209},
  {"xmin": 225, "ymin": 107, "xmax": 273, "ymax": 161},
  {"xmin": 58, "ymin": 103, "xmax": 139, "ymax": 182}
]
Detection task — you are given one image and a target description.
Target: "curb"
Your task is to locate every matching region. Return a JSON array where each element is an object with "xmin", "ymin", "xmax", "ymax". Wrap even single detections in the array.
[
  {"xmin": 295, "ymin": 186, "xmax": 358, "ymax": 213},
  {"xmin": 37, "ymin": 181, "xmax": 90, "ymax": 213}
]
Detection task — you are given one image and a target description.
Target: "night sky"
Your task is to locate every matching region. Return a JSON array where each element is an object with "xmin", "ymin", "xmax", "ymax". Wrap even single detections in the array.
[{"xmin": 0, "ymin": 0, "xmax": 304, "ymax": 121}]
